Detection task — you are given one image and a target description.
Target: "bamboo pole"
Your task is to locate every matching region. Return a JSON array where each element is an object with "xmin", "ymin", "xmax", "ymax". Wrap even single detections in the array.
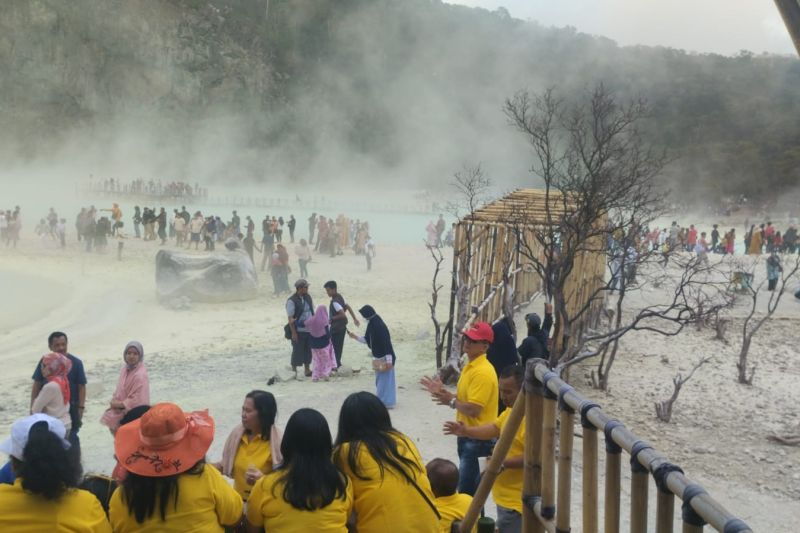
[
  {"xmin": 581, "ymin": 421, "xmax": 598, "ymax": 533},
  {"xmin": 630, "ymin": 464, "xmax": 649, "ymax": 533},
  {"xmin": 604, "ymin": 444, "xmax": 622, "ymax": 533},
  {"xmin": 459, "ymin": 389, "xmax": 526, "ymax": 533},
  {"xmin": 555, "ymin": 397, "xmax": 574, "ymax": 533},
  {"xmin": 522, "ymin": 362, "xmax": 545, "ymax": 533},
  {"xmin": 656, "ymin": 489, "xmax": 675, "ymax": 533},
  {"xmin": 540, "ymin": 392, "xmax": 557, "ymax": 521}
]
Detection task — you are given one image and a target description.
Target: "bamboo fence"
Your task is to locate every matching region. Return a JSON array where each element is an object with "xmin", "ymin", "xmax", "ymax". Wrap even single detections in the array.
[
  {"xmin": 458, "ymin": 359, "xmax": 754, "ymax": 533},
  {"xmin": 447, "ymin": 189, "xmax": 606, "ymax": 356}
]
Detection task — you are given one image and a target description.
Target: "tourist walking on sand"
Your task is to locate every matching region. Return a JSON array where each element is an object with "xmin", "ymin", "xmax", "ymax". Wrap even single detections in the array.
[
  {"xmin": 426, "ymin": 220, "xmax": 438, "ymax": 247},
  {"xmin": 749, "ymin": 224, "xmax": 764, "ymax": 255},
  {"xmin": 30, "ymin": 352, "xmax": 73, "ymax": 432},
  {"xmin": 287, "ymin": 214, "xmax": 296, "ymax": 243},
  {"xmin": 308, "ymin": 212, "xmax": 318, "ymax": 244},
  {"xmin": 31, "ymin": 332, "xmax": 86, "ymax": 451},
  {"xmin": 348, "ymin": 305, "xmax": 397, "ymax": 408},
  {"xmin": 246, "ymin": 408, "xmax": 352, "ymax": 533},
  {"xmin": 325, "ymin": 280, "xmax": 360, "ymax": 368},
  {"xmin": 302, "ymin": 305, "xmax": 338, "ymax": 381},
  {"xmin": 444, "ymin": 364, "xmax": 526, "ymax": 532},
  {"xmin": 333, "ymin": 392, "xmax": 440, "ymax": 533},
  {"xmin": 421, "ymin": 322, "xmax": 499, "ymax": 496},
  {"xmin": 295, "ymin": 238, "xmax": 312, "ymax": 278},
  {"xmin": 287, "ymin": 279, "xmax": 314, "ymax": 377},
  {"xmin": 156, "ymin": 207, "xmax": 167, "ymax": 245},
  {"xmin": 99, "ymin": 341, "xmax": 149, "ymax": 434},
  {"xmin": 189, "ymin": 211, "xmax": 204, "ymax": 249},
  {"xmin": 725, "ymin": 228, "xmax": 736, "ymax": 255},
  {"xmin": 216, "ymin": 390, "xmax": 282, "ymax": 503},
  {"xmin": 767, "ymin": 252, "xmax": 783, "ymax": 291},
  {"xmin": 132, "ymin": 206, "xmax": 141, "ymax": 238},
  {"xmin": 109, "ymin": 403, "xmax": 242, "ymax": 532},
  {"xmin": 0, "ymin": 414, "xmax": 111, "ymax": 532},
  {"xmin": 173, "ymin": 210, "xmax": 186, "ymax": 247}
]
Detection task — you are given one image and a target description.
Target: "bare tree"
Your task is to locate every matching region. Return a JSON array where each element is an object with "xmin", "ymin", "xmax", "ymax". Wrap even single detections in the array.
[
  {"xmin": 735, "ymin": 254, "xmax": 800, "ymax": 384},
  {"xmin": 655, "ymin": 355, "xmax": 713, "ymax": 422},
  {"xmin": 440, "ymin": 164, "xmax": 492, "ymax": 377},
  {"xmin": 503, "ymin": 84, "xmax": 730, "ymax": 388},
  {"xmin": 426, "ymin": 242, "xmax": 452, "ymax": 369}
]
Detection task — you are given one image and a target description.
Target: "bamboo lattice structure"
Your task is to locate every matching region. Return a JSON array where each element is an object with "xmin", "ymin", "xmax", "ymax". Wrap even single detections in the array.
[
  {"xmin": 447, "ymin": 189, "xmax": 606, "ymax": 356},
  {"xmin": 458, "ymin": 359, "xmax": 754, "ymax": 533}
]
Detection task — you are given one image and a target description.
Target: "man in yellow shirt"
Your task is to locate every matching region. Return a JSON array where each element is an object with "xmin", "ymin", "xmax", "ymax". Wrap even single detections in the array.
[
  {"xmin": 426, "ymin": 458, "xmax": 473, "ymax": 533},
  {"xmin": 422, "ymin": 321, "xmax": 498, "ymax": 495},
  {"xmin": 444, "ymin": 364, "xmax": 524, "ymax": 533}
]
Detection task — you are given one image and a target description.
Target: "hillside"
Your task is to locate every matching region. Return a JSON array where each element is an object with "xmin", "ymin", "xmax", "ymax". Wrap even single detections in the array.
[{"xmin": 2, "ymin": 0, "xmax": 799, "ymax": 198}]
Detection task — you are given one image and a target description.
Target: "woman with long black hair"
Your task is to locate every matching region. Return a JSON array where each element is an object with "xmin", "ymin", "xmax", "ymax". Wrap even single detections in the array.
[
  {"xmin": 333, "ymin": 392, "xmax": 439, "ymax": 533},
  {"xmin": 245, "ymin": 408, "xmax": 351, "ymax": 532},
  {"xmin": 216, "ymin": 390, "xmax": 282, "ymax": 502},
  {"xmin": 0, "ymin": 413, "xmax": 110, "ymax": 531}
]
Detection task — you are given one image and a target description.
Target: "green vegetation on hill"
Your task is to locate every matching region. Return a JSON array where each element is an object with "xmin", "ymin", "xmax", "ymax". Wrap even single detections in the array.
[{"xmin": 2, "ymin": 0, "xmax": 799, "ymax": 198}]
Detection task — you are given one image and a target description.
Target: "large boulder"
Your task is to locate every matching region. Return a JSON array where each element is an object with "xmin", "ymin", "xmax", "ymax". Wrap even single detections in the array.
[{"xmin": 155, "ymin": 249, "xmax": 258, "ymax": 303}]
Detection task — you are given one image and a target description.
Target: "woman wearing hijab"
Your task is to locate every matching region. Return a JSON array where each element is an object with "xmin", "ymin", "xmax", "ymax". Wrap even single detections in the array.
[
  {"xmin": 109, "ymin": 402, "xmax": 243, "ymax": 532},
  {"xmin": 301, "ymin": 305, "xmax": 338, "ymax": 381},
  {"xmin": 31, "ymin": 352, "xmax": 72, "ymax": 431},
  {"xmin": 348, "ymin": 305, "xmax": 396, "ymax": 408},
  {"xmin": 100, "ymin": 341, "xmax": 150, "ymax": 434}
]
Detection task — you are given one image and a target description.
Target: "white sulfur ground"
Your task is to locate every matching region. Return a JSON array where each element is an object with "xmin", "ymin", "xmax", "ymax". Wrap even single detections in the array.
[{"xmin": 0, "ymin": 217, "xmax": 798, "ymax": 531}]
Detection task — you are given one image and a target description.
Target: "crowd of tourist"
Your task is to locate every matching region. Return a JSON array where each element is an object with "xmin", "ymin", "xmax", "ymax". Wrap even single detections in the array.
[
  {"xmin": 0, "ymin": 305, "xmax": 558, "ymax": 532},
  {"xmin": 83, "ymin": 178, "xmax": 208, "ymax": 201}
]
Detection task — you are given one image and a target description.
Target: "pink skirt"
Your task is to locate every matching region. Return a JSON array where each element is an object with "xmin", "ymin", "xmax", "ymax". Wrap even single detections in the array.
[{"xmin": 311, "ymin": 342, "xmax": 337, "ymax": 380}]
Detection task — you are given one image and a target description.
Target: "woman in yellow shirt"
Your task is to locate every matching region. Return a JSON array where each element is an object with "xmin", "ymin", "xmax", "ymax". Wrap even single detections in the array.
[
  {"xmin": 109, "ymin": 402, "xmax": 243, "ymax": 532},
  {"xmin": 333, "ymin": 391, "xmax": 440, "ymax": 533},
  {"xmin": 245, "ymin": 408, "xmax": 351, "ymax": 532},
  {"xmin": 216, "ymin": 390, "xmax": 282, "ymax": 501},
  {"xmin": 0, "ymin": 413, "xmax": 110, "ymax": 532}
]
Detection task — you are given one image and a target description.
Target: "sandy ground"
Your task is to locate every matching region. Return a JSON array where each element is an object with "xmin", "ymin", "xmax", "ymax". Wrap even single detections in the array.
[{"xmin": 1, "ymin": 226, "xmax": 799, "ymax": 531}]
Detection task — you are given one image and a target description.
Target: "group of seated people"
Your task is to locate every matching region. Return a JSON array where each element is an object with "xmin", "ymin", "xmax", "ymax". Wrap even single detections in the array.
[{"xmin": 0, "ymin": 388, "xmax": 488, "ymax": 532}]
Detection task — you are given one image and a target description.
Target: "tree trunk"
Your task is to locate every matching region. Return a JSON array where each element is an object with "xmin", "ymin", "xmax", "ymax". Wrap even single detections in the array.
[{"xmin": 737, "ymin": 336, "xmax": 753, "ymax": 384}]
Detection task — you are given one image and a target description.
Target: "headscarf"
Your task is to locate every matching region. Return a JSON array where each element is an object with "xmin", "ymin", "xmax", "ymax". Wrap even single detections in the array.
[
  {"xmin": 40, "ymin": 352, "xmax": 72, "ymax": 405},
  {"xmin": 123, "ymin": 341, "xmax": 144, "ymax": 370},
  {"xmin": 304, "ymin": 305, "xmax": 330, "ymax": 338},
  {"xmin": 358, "ymin": 305, "xmax": 396, "ymax": 365}
]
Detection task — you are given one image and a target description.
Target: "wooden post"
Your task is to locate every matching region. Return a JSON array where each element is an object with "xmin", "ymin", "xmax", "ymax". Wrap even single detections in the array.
[
  {"xmin": 630, "ymin": 454, "xmax": 649, "ymax": 533},
  {"xmin": 522, "ymin": 360, "xmax": 545, "ymax": 533},
  {"xmin": 540, "ymin": 391, "xmax": 557, "ymax": 521},
  {"xmin": 556, "ymin": 392, "xmax": 575, "ymax": 533},
  {"xmin": 604, "ymin": 423, "xmax": 622, "ymax": 533},
  {"xmin": 459, "ymin": 389, "xmax": 526, "ymax": 533},
  {"xmin": 682, "ymin": 523, "xmax": 704, "ymax": 533},
  {"xmin": 656, "ymin": 489, "xmax": 675, "ymax": 533},
  {"xmin": 581, "ymin": 415, "xmax": 598, "ymax": 533}
]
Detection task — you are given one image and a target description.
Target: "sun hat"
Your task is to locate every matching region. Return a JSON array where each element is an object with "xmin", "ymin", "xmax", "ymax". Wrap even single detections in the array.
[
  {"xmin": 463, "ymin": 322, "xmax": 494, "ymax": 343},
  {"xmin": 0, "ymin": 413, "xmax": 70, "ymax": 461},
  {"xmin": 114, "ymin": 402, "xmax": 214, "ymax": 477}
]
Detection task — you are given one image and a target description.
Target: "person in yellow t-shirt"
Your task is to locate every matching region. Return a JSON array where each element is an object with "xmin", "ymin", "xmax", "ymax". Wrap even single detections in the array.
[
  {"xmin": 246, "ymin": 408, "xmax": 352, "ymax": 532},
  {"xmin": 444, "ymin": 364, "xmax": 525, "ymax": 533},
  {"xmin": 214, "ymin": 390, "xmax": 282, "ymax": 501},
  {"xmin": 0, "ymin": 413, "xmax": 111, "ymax": 533},
  {"xmin": 421, "ymin": 321, "xmax": 499, "ymax": 495},
  {"xmin": 333, "ymin": 391, "xmax": 440, "ymax": 533},
  {"xmin": 109, "ymin": 402, "xmax": 243, "ymax": 533},
  {"xmin": 426, "ymin": 458, "xmax": 475, "ymax": 533}
]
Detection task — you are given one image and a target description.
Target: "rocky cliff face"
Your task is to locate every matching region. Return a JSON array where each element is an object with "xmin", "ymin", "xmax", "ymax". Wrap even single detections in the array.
[{"xmin": 0, "ymin": 0, "xmax": 272, "ymax": 141}]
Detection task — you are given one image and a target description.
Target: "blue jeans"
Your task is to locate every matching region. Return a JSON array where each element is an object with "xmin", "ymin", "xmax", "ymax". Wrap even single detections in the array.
[
  {"xmin": 496, "ymin": 505, "xmax": 521, "ymax": 533},
  {"xmin": 457, "ymin": 436, "xmax": 495, "ymax": 496}
]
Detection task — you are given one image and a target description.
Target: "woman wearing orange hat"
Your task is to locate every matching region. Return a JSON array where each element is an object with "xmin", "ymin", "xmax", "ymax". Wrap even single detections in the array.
[
  {"xmin": 108, "ymin": 402, "xmax": 243, "ymax": 532},
  {"xmin": 31, "ymin": 352, "xmax": 73, "ymax": 431}
]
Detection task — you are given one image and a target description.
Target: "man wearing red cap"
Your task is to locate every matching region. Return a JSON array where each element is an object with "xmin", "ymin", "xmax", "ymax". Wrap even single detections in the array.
[{"xmin": 422, "ymin": 321, "xmax": 499, "ymax": 495}]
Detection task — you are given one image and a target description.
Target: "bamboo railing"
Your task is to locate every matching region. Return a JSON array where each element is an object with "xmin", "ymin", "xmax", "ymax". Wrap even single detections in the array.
[{"xmin": 459, "ymin": 359, "xmax": 754, "ymax": 533}]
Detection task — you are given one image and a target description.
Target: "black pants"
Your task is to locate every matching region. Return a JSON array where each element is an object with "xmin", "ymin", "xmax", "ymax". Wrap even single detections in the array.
[
  {"xmin": 331, "ymin": 330, "xmax": 346, "ymax": 367},
  {"xmin": 768, "ymin": 278, "xmax": 778, "ymax": 291}
]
